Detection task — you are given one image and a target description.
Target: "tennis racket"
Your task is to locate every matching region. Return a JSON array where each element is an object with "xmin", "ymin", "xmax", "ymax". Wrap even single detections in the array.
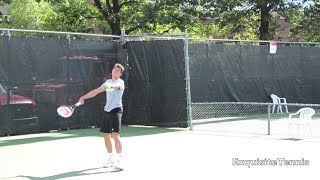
[{"xmin": 57, "ymin": 102, "xmax": 81, "ymax": 118}]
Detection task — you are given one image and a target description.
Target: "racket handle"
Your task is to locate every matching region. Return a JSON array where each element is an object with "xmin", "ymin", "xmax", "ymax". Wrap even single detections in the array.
[{"xmin": 75, "ymin": 102, "xmax": 82, "ymax": 107}]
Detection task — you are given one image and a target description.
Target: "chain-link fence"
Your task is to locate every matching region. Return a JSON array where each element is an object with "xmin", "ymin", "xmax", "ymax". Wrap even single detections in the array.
[
  {"xmin": 186, "ymin": 37, "xmax": 320, "ymax": 139},
  {"xmin": 191, "ymin": 102, "xmax": 320, "ymax": 138}
]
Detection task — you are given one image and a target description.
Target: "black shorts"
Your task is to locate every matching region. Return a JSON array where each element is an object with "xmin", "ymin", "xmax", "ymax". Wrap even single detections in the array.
[{"xmin": 100, "ymin": 107, "xmax": 123, "ymax": 134}]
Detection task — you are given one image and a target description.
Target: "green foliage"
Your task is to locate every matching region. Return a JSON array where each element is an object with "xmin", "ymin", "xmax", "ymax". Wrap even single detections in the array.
[
  {"xmin": 0, "ymin": 0, "xmax": 93, "ymax": 33},
  {"xmin": 193, "ymin": 0, "xmax": 299, "ymax": 40},
  {"xmin": 0, "ymin": 0, "xmax": 53, "ymax": 29},
  {"xmin": 43, "ymin": 0, "xmax": 93, "ymax": 32},
  {"xmin": 0, "ymin": 0, "xmax": 11, "ymax": 4},
  {"xmin": 127, "ymin": 1, "xmax": 194, "ymax": 34},
  {"xmin": 285, "ymin": 1, "xmax": 320, "ymax": 42},
  {"xmin": 0, "ymin": 0, "xmax": 319, "ymax": 42},
  {"xmin": 91, "ymin": 0, "xmax": 202, "ymax": 35}
]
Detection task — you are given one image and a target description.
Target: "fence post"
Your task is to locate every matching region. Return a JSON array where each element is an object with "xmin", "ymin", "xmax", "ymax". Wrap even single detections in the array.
[
  {"xmin": 268, "ymin": 103, "xmax": 271, "ymax": 135},
  {"xmin": 120, "ymin": 29, "xmax": 125, "ymax": 45},
  {"xmin": 6, "ymin": 29, "xmax": 11, "ymax": 123},
  {"xmin": 184, "ymin": 29, "xmax": 193, "ymax": 130},
  {"xmin": 66, "ymin": 33, "xmax": 71, "ymax": 105}
]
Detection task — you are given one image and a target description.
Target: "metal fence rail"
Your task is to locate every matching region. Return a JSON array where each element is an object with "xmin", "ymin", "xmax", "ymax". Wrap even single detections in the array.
[{"xmin": 0, "ymin": 28, "xmax": 121, "ymax": 38}]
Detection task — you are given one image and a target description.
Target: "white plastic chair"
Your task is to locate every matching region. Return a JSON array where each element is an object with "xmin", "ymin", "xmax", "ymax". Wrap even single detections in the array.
[
  {"xmin": 271, "ymin": 94, "xmax": 288, "ymax": 114},
  {"xmin": 288, "ymin": 107, "xmax": 315, "ymax": 138}
]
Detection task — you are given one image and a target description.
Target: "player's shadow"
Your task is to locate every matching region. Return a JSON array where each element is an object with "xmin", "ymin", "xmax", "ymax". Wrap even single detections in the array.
[{"xmin": 12, "ymin": 167, "xmax": 122, "ymax": 180}]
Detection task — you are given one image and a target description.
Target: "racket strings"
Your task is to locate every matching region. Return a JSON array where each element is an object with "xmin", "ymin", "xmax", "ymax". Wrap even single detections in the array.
[{"xmin": 57, "ymin": 106, "xmax": 73, "ymax": 118}]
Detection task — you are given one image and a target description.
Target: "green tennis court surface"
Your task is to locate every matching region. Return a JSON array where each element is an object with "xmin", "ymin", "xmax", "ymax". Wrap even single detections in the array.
[{"xmin": 1, "ymin": 125, "xmax": 320, "ymax": 180}]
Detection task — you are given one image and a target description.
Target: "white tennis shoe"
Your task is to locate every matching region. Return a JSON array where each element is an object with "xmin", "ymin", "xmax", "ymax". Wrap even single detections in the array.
[
  {"xmin": 114, "ymin": 154, "xmax": 124, "ymax": 170},
  {"xmin": 103, "ymin": 154, "xmax": 114, "ymax": 168}
]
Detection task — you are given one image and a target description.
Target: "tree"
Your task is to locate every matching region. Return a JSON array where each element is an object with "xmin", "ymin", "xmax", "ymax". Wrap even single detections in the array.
[
  {"xmin": 0, "ymin": 0, "xmax": 53, "ymax": 29},
  {"xmin": 0, "ymin": 0, "xmax": 93, "ymax": 33},
  {"xmin": 93, "ymin": 0, "xmax": 140, "ymax": 35},
  {"xmin": 0, "ymin": 0, "xmax": 11, "ymax": 24},
  {"xmin": 0, "ymin": 0, "xmax": 11, "ymax": 4},
  {"xmin": 284, "ymin": 0, "xmax": 320, "ymax": 42},
  {"xmin": 197, "ymin": 0, "xmax": 305, "ymax": 40},
  {"xmin": 2, "ymin": 0, "xmax": 317, "ymax": 42},
  {"xmin": 91, "ymin": 0, "xmax": 201, "ymax": 35},
  {"xmin": 43, "ymin": 0, "xmax": 94, "ymax": 32}
]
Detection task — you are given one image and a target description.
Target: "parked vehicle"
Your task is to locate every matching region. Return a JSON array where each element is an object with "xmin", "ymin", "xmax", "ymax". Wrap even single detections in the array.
[{"xmin": 0, "ymin": 83, "xmax": 38, "ymax": 135}]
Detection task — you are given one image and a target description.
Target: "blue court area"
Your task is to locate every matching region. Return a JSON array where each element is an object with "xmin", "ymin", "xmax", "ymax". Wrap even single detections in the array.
[{"xmin": 1, "ymin": 126, "xmax": 320, "ymax": 180}]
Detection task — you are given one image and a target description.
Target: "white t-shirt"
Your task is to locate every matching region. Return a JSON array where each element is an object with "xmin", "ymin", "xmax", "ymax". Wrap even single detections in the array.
[{"xmin": 100, "ymin": 78, "xmax": 125, "ymax": 112}]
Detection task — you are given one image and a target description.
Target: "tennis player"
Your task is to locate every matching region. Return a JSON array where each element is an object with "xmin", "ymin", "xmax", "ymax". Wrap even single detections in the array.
[{"xmin": 78, "ymin": 63, "xmax": 125, "ymax": 169}]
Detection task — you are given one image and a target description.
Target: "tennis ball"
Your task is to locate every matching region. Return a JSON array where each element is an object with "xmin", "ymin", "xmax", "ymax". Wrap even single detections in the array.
[{"xmin": 105, "ymin": 84, "xmax": 110, "ymax": 88}]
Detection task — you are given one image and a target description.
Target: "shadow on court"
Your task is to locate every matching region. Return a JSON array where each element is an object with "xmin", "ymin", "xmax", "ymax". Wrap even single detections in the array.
[
  {"xmin": 0, "ymin": 125, "xmax": 183, "ymax": 147},
  {"xmin": 3, "ymin": 167, "xmax": 121, "ymax": 180}
]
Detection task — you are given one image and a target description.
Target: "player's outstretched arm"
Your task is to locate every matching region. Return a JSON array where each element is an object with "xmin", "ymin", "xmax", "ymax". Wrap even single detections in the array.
[{"xmin": 79, "ymin": 87, "xmax": 104, "ymax": 104}]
